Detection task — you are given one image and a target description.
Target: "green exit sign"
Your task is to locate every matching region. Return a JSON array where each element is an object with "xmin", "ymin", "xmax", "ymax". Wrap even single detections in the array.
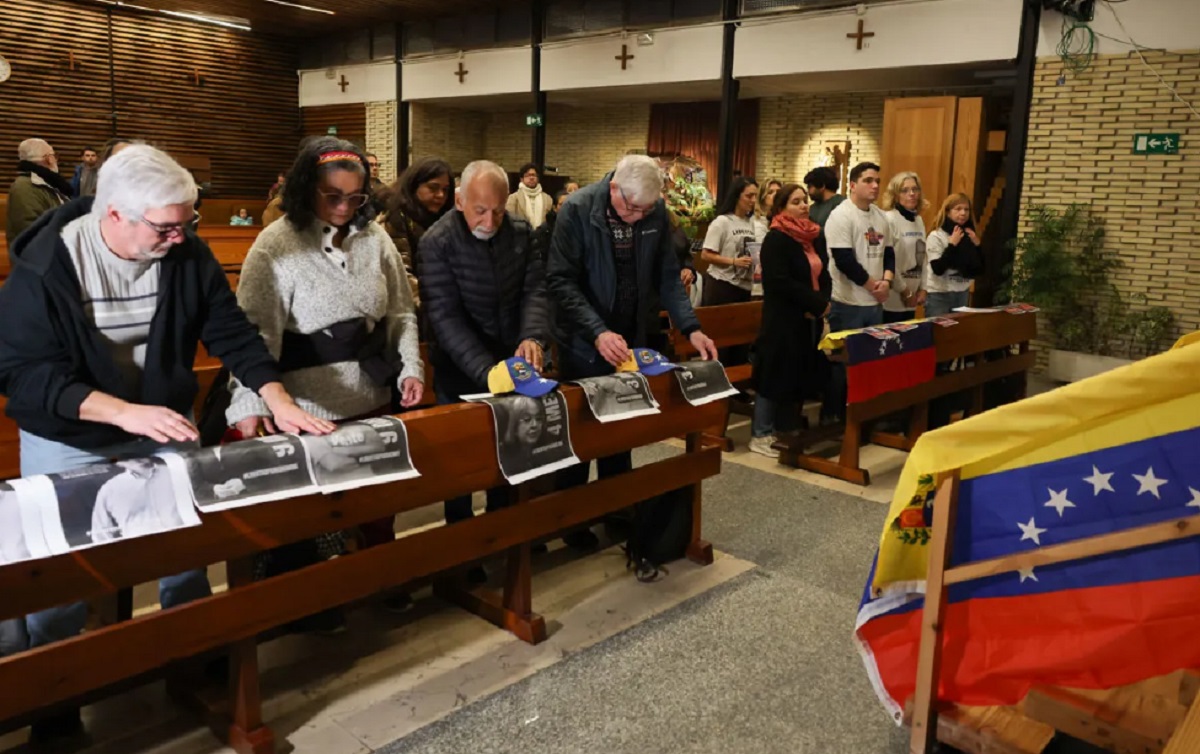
[
  {"xmin": 1132, "ymin": 133, "xmax": 1180, "ymax": 155},
  {"xmin": 525, "ymin": 113, "xmax": 544, "ymax": 127}
]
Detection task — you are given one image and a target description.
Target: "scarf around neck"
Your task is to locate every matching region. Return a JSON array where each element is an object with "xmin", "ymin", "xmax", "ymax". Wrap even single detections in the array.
[
  {"xmin": 771, "ymin": 213, "xmax": 824, "ymax": 291},
  {"xmin": 517, "ymin": 183, "xmax": 549, "ymax": 228},
  {"xmin": 19, "ymin": 160, "xmax": 73, "ymax": 199},
  {"xmin": 942, "ymin": 217, "xmax": 980, "ymax": 255},
  {"xmin": 896, "ymin": 204, "xmax": 918, "ymax": 222}
]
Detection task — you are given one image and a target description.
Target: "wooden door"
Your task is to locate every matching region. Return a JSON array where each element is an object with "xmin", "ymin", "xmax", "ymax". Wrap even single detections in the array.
[{"xmin": 881, "ymin": 96, "xmax": 958, "ymax": 230}]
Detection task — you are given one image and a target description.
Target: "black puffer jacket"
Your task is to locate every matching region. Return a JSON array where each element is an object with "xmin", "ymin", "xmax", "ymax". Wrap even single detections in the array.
[{"xmin": 417, "ymin": 210, "xmax": 551, "ymax": 399}]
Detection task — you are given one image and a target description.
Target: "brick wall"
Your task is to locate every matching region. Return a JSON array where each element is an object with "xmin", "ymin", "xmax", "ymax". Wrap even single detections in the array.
[
  {"xmin": 756, "ymin": 93, "xmax": 886, "ymax": 185},
  {"xmin": 408, "ymin": 102, "xmax": 487, "ymax": 173},
  {"xmin": 484, "ymin": 110, "xmax": 530, "ymax": 176},
  {"xmin": 1021, "ymin": 51, "xmax": 1200, "ymax": 345},
  {"xmin": 544, "ymin": 103, "xmax": 652, "ymax": 184},
  {"xmin": 365, "ymin": 101, "xmax": 398, "ymax": 184}
]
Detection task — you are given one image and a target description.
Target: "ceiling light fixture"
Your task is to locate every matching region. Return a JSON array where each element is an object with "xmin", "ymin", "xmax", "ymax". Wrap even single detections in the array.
[
  {"xmin": 263, "ymin": 0, "xmax": 335, "ymax": 14},
  {"xmin": 94, "ymin": 1, "xmax": 252, "ymax": 30}
]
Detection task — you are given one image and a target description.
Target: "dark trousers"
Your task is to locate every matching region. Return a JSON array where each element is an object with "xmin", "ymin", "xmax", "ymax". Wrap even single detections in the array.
[
  {"xmin": 701, "ymin": 274, "xmax": 752, "ymax": 366},
  {"xmin": 556, "ymin": 349, "xmax": 634, "ymax": 492},
  {"xmin": 437, "ymin": 383, "xmax": 511, "ymax": 524},
  {"xmin": 882, "ymin": 308, "xmax": 915, "ymax": 324}
]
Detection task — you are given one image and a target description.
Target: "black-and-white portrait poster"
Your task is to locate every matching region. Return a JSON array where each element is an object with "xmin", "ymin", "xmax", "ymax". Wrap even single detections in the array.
[
  {"xmin": 467, "ymin": 392, "xmax": 580, "ymax": 485},
  {"xmin": 572, "ymin": 373, "xmax": 660, "ymax": 423},
  {"xmin": 0, "ymin": 479, "xmax": 51, "ymax": 564},
  {"xmin": 673, "ymin": 360, "xmax": 739, "ymax": 406},
  {"xmin": 167, "ymin": 434, "xmax": 317, "ymax": 512},
  {"xmin": 23, "ymin": 457, "xmax": 200, "ymax": 554},
  {"xmin": 301, "ymin": 416, "xmax": 419, "ymax": 493}
]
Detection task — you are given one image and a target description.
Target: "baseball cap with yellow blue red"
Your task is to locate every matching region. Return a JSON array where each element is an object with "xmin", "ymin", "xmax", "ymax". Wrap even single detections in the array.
[
  {"xmin": 487, "ymin": 356, "xmax": 559, "ymax": 397},
  {"xmin": 616, "ymin": 348, "xmax": 678, "ymax": 376}
]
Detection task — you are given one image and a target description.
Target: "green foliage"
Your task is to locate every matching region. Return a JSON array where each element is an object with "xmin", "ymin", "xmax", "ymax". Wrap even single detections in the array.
[
  {"xmin": 659, "ymin": 157, "xmax": 715, "ymax": 241},
  {"xmin": 1002, "ymin": 204, "xmax": 1174, "ymax": 358}
]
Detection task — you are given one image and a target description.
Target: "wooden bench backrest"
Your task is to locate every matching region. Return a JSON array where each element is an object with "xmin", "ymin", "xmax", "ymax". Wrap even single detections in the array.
[{"xmin": 669, "ymin": 301, "xmax": 763, "ymax": 358}]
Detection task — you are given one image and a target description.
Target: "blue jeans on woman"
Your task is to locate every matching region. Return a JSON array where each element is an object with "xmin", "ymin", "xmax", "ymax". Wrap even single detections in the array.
[
  {"xmin": 751, "ymin": 395, "xmax": 798, "ymax": 439},
  {"xmin": 7, "ymin": 430, "xmax": 211, "ymax": 654},
  {"xmin": 925, "ymin": 290, "xmax": 970, "ymax": 317}
]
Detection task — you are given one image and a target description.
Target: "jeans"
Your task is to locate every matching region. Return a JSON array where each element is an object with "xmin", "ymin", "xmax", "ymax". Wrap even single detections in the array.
[
  {"xmin": 12, "ymin": 430, "xmax": 211, "ymax": 653},
  {"xmin": 822, "ymin": 302, "xmax": 884, "ymax": 421},
  {"xmin": 751, "ymin": 395, "xmax": 797, "ymax": 439},
  {"xmin": 925, "ymin": 290, "xmax": 970, "ymax": 317}
]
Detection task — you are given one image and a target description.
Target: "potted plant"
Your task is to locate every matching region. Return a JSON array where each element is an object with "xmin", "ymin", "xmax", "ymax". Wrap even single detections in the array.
[
  {"xmin": 658, "ymin": 156, "xmax": 715, "ymax": 242},
  {"xmin": 1003, "ymin": 204, "xmax": 1175, "ymax": 382}
]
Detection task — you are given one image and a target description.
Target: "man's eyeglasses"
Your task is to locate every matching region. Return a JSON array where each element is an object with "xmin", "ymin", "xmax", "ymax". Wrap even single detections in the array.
[
  {"xmin": 318, "ymin": 190, "xmax": 370, "ymax": 209},
  {"xmin": 618, "ymin": 186, "xmax": 654, "ymax": 216},
  {"xmin": 140, "ymin": 212, "xmax": 200, "ymax": 239}
]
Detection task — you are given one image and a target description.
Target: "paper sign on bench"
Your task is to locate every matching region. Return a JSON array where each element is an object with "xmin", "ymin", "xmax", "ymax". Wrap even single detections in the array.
[
  {"xmin": 300, "ymin": 416, "xmax": 419, "ymax": 493},
  {"xmin": 673, "ymin": 360, "xmax": 738, "ymax": 406}
]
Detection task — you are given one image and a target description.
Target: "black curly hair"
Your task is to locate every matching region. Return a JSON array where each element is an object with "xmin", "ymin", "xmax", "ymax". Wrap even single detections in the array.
[{"xmin": 282, "ymin": 136, "xmax": 374, "ymax": 231}]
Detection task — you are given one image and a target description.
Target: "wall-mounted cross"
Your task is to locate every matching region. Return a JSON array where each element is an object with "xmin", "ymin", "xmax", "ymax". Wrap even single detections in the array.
[
  {"xmin": 615, "ymin": 44, "xmax": 635, "ymax": 70},
  {"xmin": 454, "ymin": 62, "xmax": 469, "ymax": 83},
  {"xmin": 338, "ymin": 74, "xmax": 349, "ymax": 92},
  {"xmin": 846, "ymin": 19, "xmax": 875, "ymax": 50},
  {"xmin": 66, "ymin": 52, "xmax": 78, "ymax": 71},
  {"xmin": 191, "ymin": 68, "xmax": 204, "ymax": 86}
]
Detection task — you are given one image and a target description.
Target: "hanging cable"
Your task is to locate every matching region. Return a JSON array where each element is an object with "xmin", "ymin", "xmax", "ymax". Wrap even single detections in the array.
[{"xmin": 1056, "ymin": 15, "xmax": 1096, "ymax": 76}]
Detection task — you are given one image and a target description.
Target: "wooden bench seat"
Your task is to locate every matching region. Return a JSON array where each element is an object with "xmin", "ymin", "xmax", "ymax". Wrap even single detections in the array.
[{"xmin": 0, "ymin": 375, "xmax": 723, "ymax": 754}]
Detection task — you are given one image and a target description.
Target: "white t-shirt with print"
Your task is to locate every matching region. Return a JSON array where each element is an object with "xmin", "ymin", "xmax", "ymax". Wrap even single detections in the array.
[
  {"xmin": 703, "ymin": 214, "xmax": 761, "ymax": 290},
  {"xmin": 825, "ymin": 200, "xmax": 893, "ymax": 307},
  {"xmin": 883, "ymin": 209, "xmax": 926, "ymax": 313},
  {"xmin": 923, "ymin": 229, "xmax": 975, "ymax": 293}
]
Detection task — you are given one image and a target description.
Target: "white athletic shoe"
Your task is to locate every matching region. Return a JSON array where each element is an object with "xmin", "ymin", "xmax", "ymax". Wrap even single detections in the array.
[{"xmin": 748, "ymin": 435, "xmax": 780, "ymax": 458}]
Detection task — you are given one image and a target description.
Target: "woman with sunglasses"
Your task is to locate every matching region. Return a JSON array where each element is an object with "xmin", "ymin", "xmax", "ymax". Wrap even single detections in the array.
[
  {"xmin": 382, "ymin": 157, "xmax": 455, "ymax": 304},
  {"xmin": 226, "ymin": 137, "xmax": 425, "ymax": 624}
]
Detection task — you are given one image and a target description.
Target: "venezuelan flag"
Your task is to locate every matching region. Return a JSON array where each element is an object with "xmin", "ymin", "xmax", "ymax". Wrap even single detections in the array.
[
  {"xmin": 843, "ymin": 323, "xmax": 936, "ymax": 404},
  {"xmin": 856, "ymin": 334, "xmax": 1200, "ymax": 721}
]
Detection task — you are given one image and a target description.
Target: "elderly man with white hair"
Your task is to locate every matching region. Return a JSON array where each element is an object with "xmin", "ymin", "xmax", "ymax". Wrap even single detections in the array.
[
  {"xmin": 0, "ymin": 144, "xmax": 333, "ymax": 744},
  {"xmin": 418, "ymin": 160, "xmax": 551, "ymax": 543},
  {"xmin": 546, "ymin": 155, "xmax": 717, "ymax": 540},
  {"xmin": 6, "ymin": 138, "xmax": 73, "ymax": 241}
]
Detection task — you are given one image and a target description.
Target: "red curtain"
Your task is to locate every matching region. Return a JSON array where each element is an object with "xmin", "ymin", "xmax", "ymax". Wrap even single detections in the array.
[{"xmin": 646, "ymin": 99, "xmax": 759, "ymax": 197}]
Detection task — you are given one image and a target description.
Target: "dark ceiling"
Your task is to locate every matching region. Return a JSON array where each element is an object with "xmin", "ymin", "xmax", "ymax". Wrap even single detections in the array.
[{"xmin": 81, "ymin": 0, "xmax": 513, "ymax": 37}]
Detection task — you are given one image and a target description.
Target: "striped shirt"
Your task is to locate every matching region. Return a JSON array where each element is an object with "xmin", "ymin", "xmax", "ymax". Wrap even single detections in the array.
[{"xmin": 61, "ymin": 214, "xmax": 161, "ymax": 392}]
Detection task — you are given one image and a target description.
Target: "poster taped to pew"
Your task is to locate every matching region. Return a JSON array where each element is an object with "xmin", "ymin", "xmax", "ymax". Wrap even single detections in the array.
[
  {"xmin": 572, "ymin": 373, "xmax": 661, "ymax": 423},
  {"xmin": 166, "ymin": 434, "xmax": 319, "ymax": 512},
  {"xmin": 673, "ymin": 360, "xmax": 738, "ymax": 406},
  {"xmin": 465, "ymin": 392, "xmax": 580, "ymax": 485},
  {"xmin": 12, "ymin": 458, "xmax": 201, "ymax": 555},
  {"xmin": 300, "ymin": 416, "xmax": 419, "ymax": 493},
  {"xmin": 0, "ymin": 480, "xmax": 50, "ymax": 564}
]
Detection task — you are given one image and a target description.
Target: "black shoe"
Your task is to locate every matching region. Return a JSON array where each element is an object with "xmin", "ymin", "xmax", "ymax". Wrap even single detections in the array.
[
  {"xmin": 562, "ymin": 529, "xmax": 600, "ymax": 551},
  {"xmin": 29, "ymin": 708, "xmax": 87, "ymax": 749},
  {"xmin": 381, "ymin": 592, "xmax": 414, "ymax": 614},
  {"xmin": 287, "ymin": 608, "xmax": 347, "ymax": 636},
  {"xmin": 465, "ymin": 566, "xmax": 488, "ymax": 586}
]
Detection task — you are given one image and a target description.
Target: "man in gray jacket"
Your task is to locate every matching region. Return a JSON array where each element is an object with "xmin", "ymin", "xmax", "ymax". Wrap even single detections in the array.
[
  {"xmin": 418, "ymin": 160, "xmax": 551, "ymax": 527},
  {"xmin": 546, "ymin": 156, "xmax": 716, "ymax": 541}
]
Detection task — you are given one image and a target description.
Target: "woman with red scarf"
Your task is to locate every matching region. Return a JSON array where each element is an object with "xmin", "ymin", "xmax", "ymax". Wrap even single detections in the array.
[{"xmin": 748, "ymin": 184, "xmax": 832, "ymax": 458}]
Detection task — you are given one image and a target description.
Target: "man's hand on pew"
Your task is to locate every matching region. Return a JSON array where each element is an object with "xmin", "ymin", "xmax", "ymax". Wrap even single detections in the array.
[
  {"xmin": 596, "ymin": 331, "xmax": 630, "ymax": 367},
  {"xmin": 515, "ymin": 339, "xmax": 545, "ymax": 372},
  {"xmin": 689, "ymin": 331, "xmax": 719, "ymax": 361},
  {"xmin": 259, "ymin": 383, "xmax": 336, "ymax": 435},
  {"xmin": 80, "ymin": 391, "xmax": 200, "ymax": 444}
]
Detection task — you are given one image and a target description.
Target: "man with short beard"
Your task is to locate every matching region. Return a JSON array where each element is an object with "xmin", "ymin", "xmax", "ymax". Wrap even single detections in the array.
[
  {"xmin": 0, "ymin": 144, "xmax": 332, "ymax": 744},
  {"xmin": 6, "ymin": 138, "xmax": 72, "ymax": 240},
  {"xmin": 418, "ymin": 160, "xmax": 550, "ymax": 533},
  {"xmin": 72, "ymin": 146, "xmax": 100, "ymax": 198}
]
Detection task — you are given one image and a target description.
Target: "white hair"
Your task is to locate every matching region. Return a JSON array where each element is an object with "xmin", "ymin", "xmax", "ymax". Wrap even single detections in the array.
[
  {"xmin": 459, "ymin": 160, "xmax": 509, "ymax": 195},
  {"xmin": 93, "ymin": 145, "xmax": 198, "ymax": 220},
  {"xmin": 17, "ymin": 138, "xmax": 52, "ymax": 163},
  {"xmin": 612, "ymin": 155, "xmax": 664, "ymax": 206}
]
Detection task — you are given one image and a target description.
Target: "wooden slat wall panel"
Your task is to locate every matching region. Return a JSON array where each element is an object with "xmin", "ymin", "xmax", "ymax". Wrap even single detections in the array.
[
  {"xmin": 0, "ymin": 0, "xmax": 300, "ymax": 196},
  {"xmin": 300, "ymin": 104, "xmax": 368, "ymax": 151}
]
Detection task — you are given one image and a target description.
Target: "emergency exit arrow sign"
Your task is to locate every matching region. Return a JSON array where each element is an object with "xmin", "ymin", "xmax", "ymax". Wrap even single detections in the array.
[{"xmin": 1133, "ymin": 133, "xmax": 1181, "ymax": 155}]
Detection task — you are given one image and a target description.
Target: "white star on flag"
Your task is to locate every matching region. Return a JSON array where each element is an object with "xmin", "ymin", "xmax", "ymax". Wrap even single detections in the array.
[
  {"xmin": 1018, "ymin": 517, "xmax": 1047, "ymax": 546},
  {"xmin": 1188, "ymin": 487, "xmax": 1200, "ymax": 510},
  {"xmin": 1083, "ymin": 465, "xmax": 1115, "ymax": 495},
  {"xmin": 1132, "ymin": 467, "xmax": 1168, "ymax": 499},
  {"xmin": 1018, "ymin": 566, "xmax": 1038, "ymax": 583},
  {"xmin": 1044, "ymin": 488, "xmax": 1076, "ymax": 517}
]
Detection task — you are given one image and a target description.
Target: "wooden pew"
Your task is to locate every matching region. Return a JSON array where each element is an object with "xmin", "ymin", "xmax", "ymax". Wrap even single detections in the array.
[
  {"xmin": 667, "ymin": 300, "xmax": 763, "ymax": 451},
  {"xmin": 0, "ymin": 375, "xmax": 722, "ymax": 754},
  {"xmin": 779, "ymin": 312, "xmax": 1037, "ymax": 485}
]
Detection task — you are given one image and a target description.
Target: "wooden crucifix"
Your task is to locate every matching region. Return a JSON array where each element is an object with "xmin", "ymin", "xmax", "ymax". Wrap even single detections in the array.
[
  {"xmin": 190, "ymin": 68, "xmax": 204, "ymax": 86},
  {"xmin": 66, "ymin": 52, "xmax": 78, "ymax": 71},
  {"xmin": 338, "ymin": 74, "xmax": 349, "ymax": 92},
  {"xmin": 454, "ymin": 62, "xmax": 469, "ymax": 83},
  {"xmin": 846, "ymin": 19, "xmax": 875, "ymax": 50},
  {"xmin": 615, "ymin": 44, "xmax": 635, "ymax": 70}
]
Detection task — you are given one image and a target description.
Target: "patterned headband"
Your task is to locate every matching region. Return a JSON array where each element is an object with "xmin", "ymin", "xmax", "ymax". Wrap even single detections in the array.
[{"xmin": 317, "ymin": 151, "xmax": 361, "ymax": 166}]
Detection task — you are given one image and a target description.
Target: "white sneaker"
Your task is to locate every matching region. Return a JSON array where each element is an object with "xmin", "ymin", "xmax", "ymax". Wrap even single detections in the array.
[{"xmin": 748, "ymin": 436, "xmax": 780, "ymax": 458}]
